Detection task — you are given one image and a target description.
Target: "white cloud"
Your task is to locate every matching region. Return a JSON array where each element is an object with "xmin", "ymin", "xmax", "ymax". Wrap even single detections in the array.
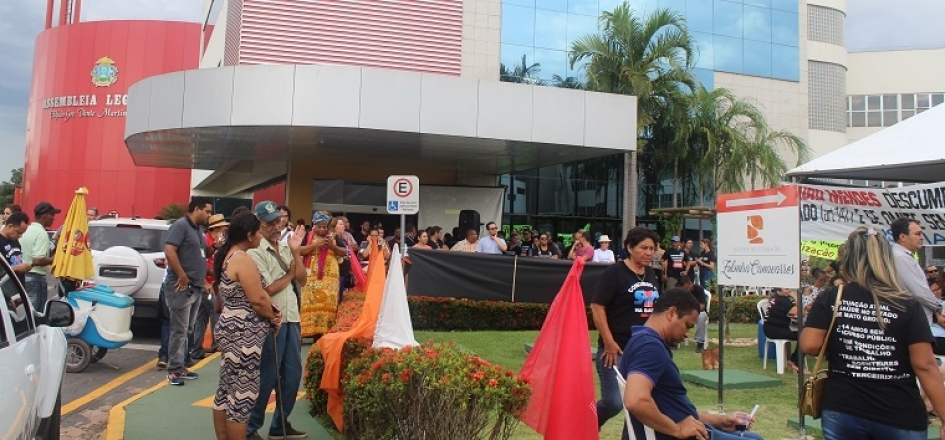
[{"xmin": 846, "ymin": 0, "xmax": 945, "ymax": 51}]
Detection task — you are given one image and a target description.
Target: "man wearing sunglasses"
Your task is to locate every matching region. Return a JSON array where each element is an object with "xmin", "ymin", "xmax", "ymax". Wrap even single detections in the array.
[
  {"xmin": 476, "ymin": 221, "xmax": 508, "ymax": 255},
  {"xmin": 928, "ymin": 266, "xmax": 940, "ymax": 284}
]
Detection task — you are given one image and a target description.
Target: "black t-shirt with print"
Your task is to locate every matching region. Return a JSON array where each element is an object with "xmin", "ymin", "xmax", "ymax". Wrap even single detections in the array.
[
  {"xmin": 698, "ymin": 250, "xmax": 716, "ymax": 269},
  {"xmin": 662, "ymin": 249, "xmax": 690, "ymax": 278},
  {"xmin": 0, "ymin": 234, "xmax": 25, "ymax": 283},
  {"xmin": 806, "ymin": 284, "xmax": 933, "ymax": 431},
  {"xmin": 763, "ymin": 294, "xmax": 795, "ymax": 330},
  {"xmin": 530, "ymin": 246, "xmax": 560, "ymax": 258},
  {"xmin": 592, "ymin": 262, "xmax": 660, "ymax": 349}
]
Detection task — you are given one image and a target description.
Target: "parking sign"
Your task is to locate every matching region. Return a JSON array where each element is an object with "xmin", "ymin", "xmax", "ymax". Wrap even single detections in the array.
[{"xmin": 387, "ymin": 175, "xmax": 420, "ymax": 214}]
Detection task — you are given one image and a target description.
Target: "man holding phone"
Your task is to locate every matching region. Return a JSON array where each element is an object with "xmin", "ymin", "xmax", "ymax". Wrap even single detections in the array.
[
  {"xmin": 620, "ymin": 289, "xmax": 762, "ymax": 440},
  {"xmin": 163, "ymin": 197, "xmax": 213, "ymax": 386}
]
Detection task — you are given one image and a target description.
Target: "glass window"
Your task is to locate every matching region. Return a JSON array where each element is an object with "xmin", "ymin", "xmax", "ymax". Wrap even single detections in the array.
[
  {"xmin": 568, "ymin": 0, "xmax": 599, "ymax": 16},
  {"xmin": 917, "ymin": 93, "xmax": 931, "ymax": 108},
  {"xmin": 714, "ymin": 1, "xmax": 743, "ymax": 38},
  {"xmin": 598, "ymin": 0, "xmax": 623, "ymax": 13},
  {"xmin": 882, "ymin": 111, "xmax": 898, "ymax": 127},
  {"xmin": 866, "ymin": 111, "xmax": 881, "ymax": 127},
  {"xmin": 744, "ymin": 0, "xmax": 771, "ymax": 6},
  {"xmin": 850, "ymin": 95, "xmax": 865, "ymax": 111},
  {"xmin": 686, "ymin": 0, "xmax": 714, "ymax": 33},
  {"xmin": 567, "ymin": 13, "xmax": 599, "ymax": 50},
  {"xmin": 742, "ymin": 40, "xmax": 771, "ymax": 77},
  {"xmin": 934, "ymin": 94, "xmax": 945, "ymax": 106},
  {"xmin": 661, "ymin": 0, "xmax": 687, "ymax": 16},
  {"xmin": 851, "ymin": 112, "xmax": 866, "ymax": 127},
  {"xmin": 867, "ymin": 95, "xmax": 881, "ymax": 110},
  {"xmin": 536, "ymin": 0, "xmax": 568, "ymax": 11},
  {"xmin": 743, "ymin": 5, "xmax": 772, "ymax": 42},
  {"xmin": 535, "ymin": 9, "xmax": 569, "ymax": 50},
  {"xmin": 534, "ymin": 48, "xmax": 568, "ymax": 80},
  {"xmin": 771, "ymin": 10, "xmax": 798, "ymax": 46},
  {"xmin": 770, "ymin": 44, "xmax": 798, "ymax": 81},
  {"xmin": 692, "ymin": 67, "xmax": 715, "ymax": 90},
  {"xmin": 89, "ymin": 226, "xmax": 169, "ymax": 253},
  {"xmin": 501, "ymin": 5, "xmax": 536, "ymax": 46},
  {"xmin": 625, "ymin": 0, "xmax": 660, "ymax": 15},
  {"xmin": 504, "ymin": 0, "xmax": 535, "ymax": 6},
  {"xmin": 692, "ymin": 32, "xmax": 714, "ymax": 70},
  {"xmin": 901, "ymin": 94, "xmax": 914, "ymax": 110},
  {"xmin": 770, "ymin": 0, "xmax": 798, "ymax": 13},
  {"xmin": 500, "ymin": 44, "xmax": 536, "ymax": 79},
  {"xmin": 714, "ymin": 35, "xmax": 743, "ymax": 73},
  {"xmin": 1, "ymin": 272, "xmax": 33, "ymax": 340},
  {"xmin": 902, "ymin": 110, "xmax": 914, "ymax": 120},
  {"xmin": 882, "ymin": 94, "xmax": 898, "ymax": 110}
]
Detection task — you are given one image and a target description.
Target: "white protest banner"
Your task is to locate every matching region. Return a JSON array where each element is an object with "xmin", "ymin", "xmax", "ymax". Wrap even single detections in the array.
[{"xmin": 799, "ymin": 182, "xmax": 945, "ymax": 246}]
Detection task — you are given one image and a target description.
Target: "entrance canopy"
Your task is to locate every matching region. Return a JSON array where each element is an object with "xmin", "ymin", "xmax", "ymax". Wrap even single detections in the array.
[
  {"xmin": 787, "ymin": 103, "xmax": 945, "ymax": 183},
  {"xmin": 124, "ymin": 65, "xmax": 637, "ymax": 194}
]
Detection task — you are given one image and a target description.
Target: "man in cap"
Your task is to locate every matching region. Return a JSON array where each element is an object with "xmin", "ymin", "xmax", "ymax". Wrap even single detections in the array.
[
  {"xmin": 0, "ymin": 212, "xmax": 31, "ymax": 285},
  {"xmin": 20, "ymin": 202, "xmax": 60, "ymax": 310},
  {"xmin": 164, "ymin": 197, "xmax": 213, "ymax": 386},
  {"xmin": 661, "ymin": 236, "xmax": 691, "ymax": 289},
  {"xmin": 247, "ymin": 201, "xmax": 308, "ymax": 440}
]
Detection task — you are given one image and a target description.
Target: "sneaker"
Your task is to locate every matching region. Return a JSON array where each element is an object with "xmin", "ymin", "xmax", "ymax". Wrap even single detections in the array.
[
  {"xmin": 247, "ymin": 432, "xmax": 264, "ymax": 440},
  {"xmin": 156, "ymin": 359, "xmax": 168, "ymax": 369},
  {"xmin": 180, "ymin": 369, "xmax": 199, "ymax": 380},
  {"xmin": 167, "ymin": 373, "xmax": 185, "ymax": 386},
  {"xmin": 269, "ymin": 426, "xmax": 307, "ymax": 440}
]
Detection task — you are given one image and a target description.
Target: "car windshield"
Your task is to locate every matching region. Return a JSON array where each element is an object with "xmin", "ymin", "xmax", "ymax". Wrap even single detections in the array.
[{"xmin": 90, "ymin": 226, "xmax": 168, "ymax": 253}]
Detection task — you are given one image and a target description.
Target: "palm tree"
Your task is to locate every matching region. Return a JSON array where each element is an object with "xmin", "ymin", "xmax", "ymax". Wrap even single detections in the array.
[
  {"xmin": 499, "ymin": 55, "xmax": 542, "ymax": 84},
  {"xmin": 569, "ymin": 3, "xmax": 697, "ymax": 228}
]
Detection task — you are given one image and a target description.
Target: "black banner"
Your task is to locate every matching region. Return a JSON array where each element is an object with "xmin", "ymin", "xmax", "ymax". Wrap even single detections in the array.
[{"xmin": 406, "ymin": 249, "xmax": 611, "ymax": 304}]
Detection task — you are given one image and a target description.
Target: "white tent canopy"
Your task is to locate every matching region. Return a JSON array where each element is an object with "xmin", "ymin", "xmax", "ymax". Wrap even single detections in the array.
[{"xmin": 788, "ymin": 103, "xmax": 945, "ymax": 183}]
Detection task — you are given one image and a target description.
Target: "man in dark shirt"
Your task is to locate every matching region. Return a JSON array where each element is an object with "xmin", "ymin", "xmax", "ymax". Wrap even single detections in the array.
[
  {"xmin": 678, "ymin": 276, "xmax": 708, "ymax": 352},
  {"xmin": 621, "ymin": 289, "xmax": 761, "ymax": 440},
  {"xmin": 0, "ymin": 212, "xmax": 31, "ymax": 284},
  {"xmin": 661, "ymin": 236, "xmax": 691, "ymax": 289},
  {"xmin": 164, "ymin": 197, "xmax": 213, "ymax": 386}
]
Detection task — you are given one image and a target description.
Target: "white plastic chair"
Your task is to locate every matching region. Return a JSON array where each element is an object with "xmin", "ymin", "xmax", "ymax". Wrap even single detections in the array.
[
  {"xmin": 757, "ymin": 299, "xmax": 791, "ymax": 374},
  {"xmin": 614, "ymin": 366, "xmax": 656, "ymax": 440},
  {"xmin": 703, "ymin": 289, "xmax": 712, "ymax": 350}
]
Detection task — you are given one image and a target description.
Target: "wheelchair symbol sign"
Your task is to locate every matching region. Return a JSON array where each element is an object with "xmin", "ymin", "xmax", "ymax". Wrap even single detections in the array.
[{"xmin": 388, "ymin": 201, "xmax": 399, "ymax": 212}]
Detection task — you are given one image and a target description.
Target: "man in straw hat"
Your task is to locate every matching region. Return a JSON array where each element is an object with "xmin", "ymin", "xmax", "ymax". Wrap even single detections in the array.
[{"xmin": 190, "ymin": 213, "xmax": 230, "ymax": 360}]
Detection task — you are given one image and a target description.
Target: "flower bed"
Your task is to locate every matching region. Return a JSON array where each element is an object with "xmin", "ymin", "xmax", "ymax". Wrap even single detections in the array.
[{"xmin": 343, "ymin": 342, "xmax": 530, "ymax": 440}]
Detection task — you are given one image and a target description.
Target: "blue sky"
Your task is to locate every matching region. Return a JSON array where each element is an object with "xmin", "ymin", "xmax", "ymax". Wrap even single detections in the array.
[{"xmin": 0, "ymin": 0, "xmax": 943, "ymax": 182}]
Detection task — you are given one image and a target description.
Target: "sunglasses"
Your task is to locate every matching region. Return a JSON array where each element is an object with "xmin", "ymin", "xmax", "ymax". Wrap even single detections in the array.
[{"xmin": 928, "ymin": 269, "xmax": 939, "ymax": 274}]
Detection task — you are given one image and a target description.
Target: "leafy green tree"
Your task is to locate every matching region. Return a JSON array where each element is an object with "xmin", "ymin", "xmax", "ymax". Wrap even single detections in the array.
[
  {"xmin": 499, "ymin": 55, "xmax": 543, "ymax": 84},
  {"xmin": 157, "ymin": 203, "xmax": 185, "ymax": 221},
  {"xmin": 0, "ymin": 168, "xmax": 23, "ymax": 208},
  {"xmin": 569, "ymin": 3, "xmax": 697, "ymax": 223}
]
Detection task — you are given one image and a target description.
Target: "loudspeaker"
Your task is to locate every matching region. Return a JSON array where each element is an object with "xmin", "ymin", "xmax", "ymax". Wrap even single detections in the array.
[{"xmin": 458, "ymin": 210, "xmax": 481, "ymax": 235}]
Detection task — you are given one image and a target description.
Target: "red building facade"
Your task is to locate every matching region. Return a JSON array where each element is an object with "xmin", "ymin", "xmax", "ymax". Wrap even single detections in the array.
[{"xmin": 23, "ymin": 20, "xmax": 200, "ymax": 222}]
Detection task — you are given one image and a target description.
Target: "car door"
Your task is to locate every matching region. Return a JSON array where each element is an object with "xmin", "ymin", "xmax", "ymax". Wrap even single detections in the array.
[{"xmin": 0, "ymin": 269, "xmax": 40, "ymax": 440}]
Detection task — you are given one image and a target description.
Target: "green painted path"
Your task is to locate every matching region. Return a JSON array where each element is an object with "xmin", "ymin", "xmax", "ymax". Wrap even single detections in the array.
[{"xmin": 122, "ymin": 344, "xmax": 333, "ymax": 439}]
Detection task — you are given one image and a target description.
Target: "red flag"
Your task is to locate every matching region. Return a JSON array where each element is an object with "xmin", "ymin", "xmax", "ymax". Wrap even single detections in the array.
[{"xmin": 519, "ymin": 258, "xmax": 599, "ymax": 440}]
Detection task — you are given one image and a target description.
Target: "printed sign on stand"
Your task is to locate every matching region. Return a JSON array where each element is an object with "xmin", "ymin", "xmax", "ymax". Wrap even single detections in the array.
[
  {"xmin": 716, "ymin": 186, "xmax": 800, "ymax": 289},
  {"xmin": 387, "ymin": 175, "xmax": 420, "ymax": 214}
]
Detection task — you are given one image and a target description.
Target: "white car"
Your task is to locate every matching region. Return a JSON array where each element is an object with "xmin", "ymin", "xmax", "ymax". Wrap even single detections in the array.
[
  {"xmin": 0, "ymin": 253, "xmax": 75, "ymax": 440},
  {"xmin": 89, "ymin": 218, "xmax": 172, "ymax": 319}
]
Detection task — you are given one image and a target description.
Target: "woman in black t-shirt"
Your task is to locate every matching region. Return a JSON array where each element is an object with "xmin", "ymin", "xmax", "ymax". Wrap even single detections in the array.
[
  {"xmin": 801, "ymin": 227, "xmax": 945, "ymax": 440},
  {"xmin": 529, "ymin": 232, "xmax": 561, "ymax": 259},
  {"xmin": 590, "ymin": 226, "xmax": 661, "ymax": 430},
  {"xmin": 763, "ymin": 287, "xmax": 800, "ymax": 373}
]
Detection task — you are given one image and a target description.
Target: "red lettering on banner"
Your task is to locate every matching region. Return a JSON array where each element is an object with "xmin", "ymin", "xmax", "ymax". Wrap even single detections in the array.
[
  {"xmin": 826, "ymin": 190, "xmax": 882, "ymax": 207},
  {"xmin": 799, "ymin": 186, "xmax": 825, "ymax": 201}
]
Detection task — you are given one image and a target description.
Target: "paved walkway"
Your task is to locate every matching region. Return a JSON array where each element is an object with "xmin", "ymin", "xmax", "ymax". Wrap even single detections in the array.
[{"xmin": 114, "ymin": 344, "xmax": 333, "ymax": 439}]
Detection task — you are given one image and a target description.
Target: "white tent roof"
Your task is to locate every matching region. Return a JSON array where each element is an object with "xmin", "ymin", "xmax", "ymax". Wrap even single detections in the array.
[{"xmin": 787, "ymin": 103, "xmax": 945, "ymax": 183}]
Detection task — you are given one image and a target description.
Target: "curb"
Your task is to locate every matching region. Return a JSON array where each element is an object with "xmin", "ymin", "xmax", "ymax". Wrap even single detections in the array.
[{"xmin": 101, "ymin": 353, "xmax": 221, "ymax": 440}]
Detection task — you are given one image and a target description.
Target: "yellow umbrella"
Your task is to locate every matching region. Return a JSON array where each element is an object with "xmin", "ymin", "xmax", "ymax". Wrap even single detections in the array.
[{"xmin": 52, "ymin": 187, "xmax": 93, "ymax": 281}]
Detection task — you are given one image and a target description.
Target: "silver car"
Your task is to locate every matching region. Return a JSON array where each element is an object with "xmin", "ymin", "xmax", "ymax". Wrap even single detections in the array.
[{"xmin": 89, "ymin": 218, "xmax": 172, "ymax": 319}]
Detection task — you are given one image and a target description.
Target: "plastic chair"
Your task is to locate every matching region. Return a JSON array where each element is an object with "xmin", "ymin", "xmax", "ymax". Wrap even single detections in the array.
[
  {"xmin": 703, "ymin": 290, "xmax": 712, "ymax": 350},
  {"xmin": 614, "ymin": 366, "xmax": 656, "ymax": 440},
  {"xmin": 757, "ymin": 298, "xmax": 791, "ymax": 374}
]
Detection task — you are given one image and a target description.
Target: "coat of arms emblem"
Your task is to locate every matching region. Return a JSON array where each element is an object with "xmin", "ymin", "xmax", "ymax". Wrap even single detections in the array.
[{"xmin": 91, "ymin": 56, "xmax": 118, "ymax": 87}]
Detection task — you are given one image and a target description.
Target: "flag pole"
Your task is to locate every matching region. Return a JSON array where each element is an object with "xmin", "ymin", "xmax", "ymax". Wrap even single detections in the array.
[{"xmin": 717, "ymin": 285, "xmax": 725, "ymax": 411}]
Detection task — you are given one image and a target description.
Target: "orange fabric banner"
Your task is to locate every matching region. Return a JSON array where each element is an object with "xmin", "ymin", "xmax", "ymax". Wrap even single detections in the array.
[{"xmin": 317, "ymin": 237, "xmax": 388, "ymax": 431}]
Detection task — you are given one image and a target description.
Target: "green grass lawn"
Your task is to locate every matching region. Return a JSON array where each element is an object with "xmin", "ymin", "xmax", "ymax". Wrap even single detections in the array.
[{"xmin": 415, "ymin": 323, "xmax": 818, "ymax": 440}]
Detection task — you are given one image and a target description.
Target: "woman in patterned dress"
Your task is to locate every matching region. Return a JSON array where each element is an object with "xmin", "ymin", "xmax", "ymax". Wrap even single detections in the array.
[
  {"xmin": 299, "ymin": 211, "xmax": 345, "ymax": 337},
  {"xmin": 211, "ymin": 213, "xmax": 282, "ymax": 440}
]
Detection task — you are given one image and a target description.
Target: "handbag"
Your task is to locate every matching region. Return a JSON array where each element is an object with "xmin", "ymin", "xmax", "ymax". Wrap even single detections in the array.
[{"xmin": 799, "ymin": 285, "xmax": 843, "ymax": 419}]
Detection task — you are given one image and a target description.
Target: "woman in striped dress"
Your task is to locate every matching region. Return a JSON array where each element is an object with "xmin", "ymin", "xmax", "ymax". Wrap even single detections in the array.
[{"xmin": 211, "ymin": 213, "xmax": 282, "ymax": 440}]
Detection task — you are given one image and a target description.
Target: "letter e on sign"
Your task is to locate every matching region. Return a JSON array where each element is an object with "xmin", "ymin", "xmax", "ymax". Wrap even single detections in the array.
[{"xmin": 387, "ymin": 175, "xmax": 420, "ymax": 214}]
